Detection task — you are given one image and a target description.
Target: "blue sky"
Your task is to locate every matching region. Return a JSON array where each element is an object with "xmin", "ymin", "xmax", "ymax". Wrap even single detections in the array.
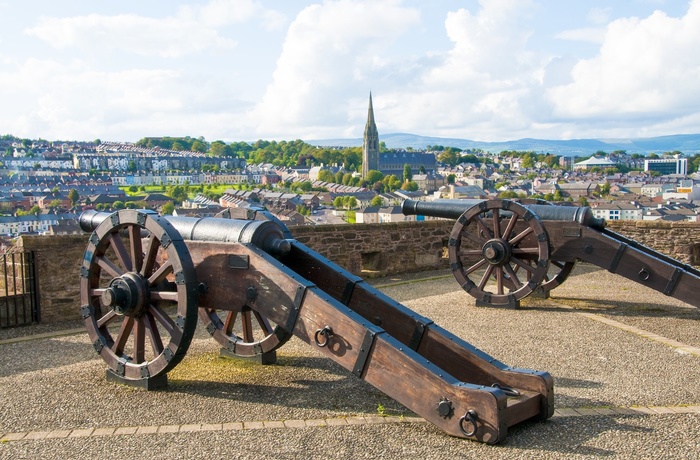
[{"xmin": 0, "ymin": 0, "xmax": 698, "ymax": 143}]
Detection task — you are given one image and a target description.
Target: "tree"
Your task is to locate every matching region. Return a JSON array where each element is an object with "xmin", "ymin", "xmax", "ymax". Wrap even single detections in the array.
[
  {"xmin": 191, "ymin": 140, "xmax": 207, "ymax": 153},
  {"xmin": 578, "ymin": 196, "xmax": 589, "ymax": 206},
  {"xmin": 317, "ymin": 169, "xmax": 335, "ymax": 183},
  {"xmin": 365, "ymin": 170, "xmax": 384, "ymax": 184},
  {"xmin": 161, "ymin": 202, "xmax": 175, "ymax": 215},
  {"xmin": 437, "ymin": 149, "xmax": 459, "ymax": 166},
  {"xmin": 167, "ymin": 185, "xmax": 189, "ymax": 204},
  {"xmin": 447, "ymin": 174, "xmax": 456, "ymax": 184},
  {"xmin": 403, "ymin": 164, "xmax": 413, "ymax": 183},
  {"xmin": 127, "ymin": 160, "xmax": 137, "ymax": 172},
  {"xmin": 370, "ymin": 195, "xmax": 384, "ymax": 207},
  {"xmin": 332, "ymin": 196, "xmax": 344, "ymax": 208},
  {"xmin": 112, "ymin": 201, "xmax": 125, "ymax": 210},
  {"xmin": 68, "ymin": 189, "xmax": 79, "ymax": 205},
  {"xmin": 599, "ymin": 182, "xmax": 611, "ymax": 196},
  {"xmin": 498, "ymin": 191, "xmax": 518, "ymax": 198},
  {"xmin": 400, "ymin": 180, "xmax": 418, "ymax": 191},
  {"xmin": 295, "ymin": 181, "xmax": 312, "ymax": 192},
  {"xmin": 209, "ymin": 140, "xmax": 233, "ymax": 157}
]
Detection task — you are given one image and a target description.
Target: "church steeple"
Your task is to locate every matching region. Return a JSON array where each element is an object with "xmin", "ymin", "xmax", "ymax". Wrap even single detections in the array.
[{"xmin": 362, "ymin": 92, "xmax": 379, "ymax": 179}]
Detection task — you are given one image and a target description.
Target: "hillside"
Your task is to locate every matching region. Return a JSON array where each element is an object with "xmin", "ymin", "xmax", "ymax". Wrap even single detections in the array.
[{"xmin": 306, "ymin": 133, "xmax": 700, "ymax": 156}]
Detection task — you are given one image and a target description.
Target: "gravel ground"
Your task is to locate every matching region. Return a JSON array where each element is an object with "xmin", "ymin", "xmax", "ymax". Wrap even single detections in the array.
[
  {"xmin": 1, "ymin": 264, "xmax": 699, "ymax": 459},
  {"xmin": 2, "ymin": 416, "xmax": 699, "ymax": 460}
]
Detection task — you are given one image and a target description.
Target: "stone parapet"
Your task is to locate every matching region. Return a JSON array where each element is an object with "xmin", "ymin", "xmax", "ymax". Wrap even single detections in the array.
[{"xmin": 15, "ymin": 219, "xmax": 700, "ymax": 323}]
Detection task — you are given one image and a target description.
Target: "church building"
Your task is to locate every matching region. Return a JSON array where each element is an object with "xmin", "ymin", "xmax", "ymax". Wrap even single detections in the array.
[{"xmin": 361, "ymin": 93, "xmax": 436, "ymax": 179}]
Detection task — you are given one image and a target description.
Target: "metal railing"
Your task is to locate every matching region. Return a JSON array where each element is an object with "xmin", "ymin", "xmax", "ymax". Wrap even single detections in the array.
[{"xmin": 0, "ymin": 250, "xmax": 40, "ymax": 328}]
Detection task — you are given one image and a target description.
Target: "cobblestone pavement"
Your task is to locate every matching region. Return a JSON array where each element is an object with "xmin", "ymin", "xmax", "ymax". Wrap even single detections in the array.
[{"xmin": 2, "ymin": 264, "xmax": 699, "ymax": 459}]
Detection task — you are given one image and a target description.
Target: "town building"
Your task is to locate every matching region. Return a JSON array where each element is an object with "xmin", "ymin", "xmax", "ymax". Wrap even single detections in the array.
[{"xmin": 644, "ymin": 157, "xmax": 688, "ymax": 175}]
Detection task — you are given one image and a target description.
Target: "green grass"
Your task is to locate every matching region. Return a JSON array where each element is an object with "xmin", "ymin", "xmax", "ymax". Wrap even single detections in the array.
[{"xmin": 119, "ymin": 184, "xmax": 242, "ymax": 198}]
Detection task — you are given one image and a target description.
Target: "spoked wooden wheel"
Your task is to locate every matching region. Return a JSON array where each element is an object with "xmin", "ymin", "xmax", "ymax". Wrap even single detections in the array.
[
  {"xmin": 509, "ymin": 259, "xmax": 576, "ymax": 293},
  {"xmin": 80, "ymin": 210, "xmax": 198, "ymax": 381},
  {"xmin": 198, "ymin": 305, "xmax": 289, "ymax": 357},
  {"xmin": 448, "ymin": 199, "xmax": 551, "ymax": 305}
]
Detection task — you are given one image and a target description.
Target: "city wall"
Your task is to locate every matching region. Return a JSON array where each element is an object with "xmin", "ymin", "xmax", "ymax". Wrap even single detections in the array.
[{"xmin": 16, "ymin": 219, "xmax": 700, "ymax": 324}]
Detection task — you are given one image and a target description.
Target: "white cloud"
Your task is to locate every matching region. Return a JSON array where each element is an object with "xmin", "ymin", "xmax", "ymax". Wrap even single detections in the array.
[
  {"xmin": 248, "ymin": 0, "xmax": 421, "ymax": 139},
  {"xmin": 23, "ymin": 0, "xmax": 278, "ymax": 58},
  {"xmin": 25, "ymin": 13, "xmax": 237, "ymax": 58},
  {"xmin": 547, "ymin": 0, "xmax": 700, "ymax": 126},
  {"xmin": 374, "ymin": 0, "xmax": 542, "ymax": 140},
  {"xmin": 555, "ymin": 27, "xmax": 606, "ymax": 44},
  {"xmin": 587, "ymin": 7, "xmax": 612, "ymax": 25}
]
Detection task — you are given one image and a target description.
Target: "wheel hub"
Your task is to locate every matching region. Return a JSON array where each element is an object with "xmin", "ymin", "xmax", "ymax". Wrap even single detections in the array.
[
  {"xmin": 482, "ymin": 239, "xmax": 511, "ymax": 266},
  {"xmin": 101, "ymin": 273, "xmax": 149, "ymax": 317}
]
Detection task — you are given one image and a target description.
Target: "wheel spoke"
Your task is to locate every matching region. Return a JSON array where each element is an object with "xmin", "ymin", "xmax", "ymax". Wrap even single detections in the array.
[
  {"xmin": 143, "ymin": 311, "xmax": 164, "ymax": 355},
  {"xmin": 96, "ymin": 309, "xmax": 118, "ymax": 328},
  {"xmin": 108, "ymin": 233, "xmax": 132, "ymax": 272},
  {"xmin": 148, "ymin": 304, "xmax": 177, "ymax": 337},
  {"xmin": 492, "ymin": 208, "xmax": 501, "ymax": 239},
  {"xmin": 503, "ymin": 264, "xmax": 523, "ymax": 289},
  {"xmin": 460, "ymin": 227, "xmax": 484, "ymax": 246},
  {"xmin": 511, "ymin": 257, "xmax": 537, "ymax": 273},
  {"xmin": 151, "ymin": 290, "xmax": 179, "ymax": 302},
  {"xmin": 511, "ymin": 247, "xmax": 541, "ymax": 255},
  {"xmin": 478, "ymin": 265, "xmax": 495, "ymax": 291},
  {"xmin": 133, "ymin": 318, "xmax": 146, "ymax": 363},
  {"xmin": 509, "ymin": 227, "xmax": 533, "ymax": 246},
  {"xmin": 457, "ymin": 249, "xmax": 484, "ymax": 257},
  {"xmin": 223, "ymin": 311, "xmax": 238, "ymax": 336},
  {"xmin": 474, "ymin": 215, "xmax": 494, "ymax": 240},
  {"xmin": 140, "ymin": 234, "xmax": 159, "ymax": 277},
  {"xmin": 96, "ymin": 256, "xmax": 124, "ymax": 278},
  {"xmin": 253, "ymin": 310, "xmax": 273, "ymax": 334},
  {"xmin": 148, "ymin": 261, "xmax": 173, "ymax": 286},
  {"xmin": 501, "ymin": 213, "xmax": 518, "ymax": 240},
  {"xmin": 495, "ymin": 267, "xmax": 504, "ymax": 295},
  {"xmin": 128, "ymin": 225, "xmax": 143, "ymax": 273},
  {"xmin": 112, "ymin": 317, "xmax": 134, "ymax": 356},
  {"xmin": 464, "ymin": 258, "xmax": 488, "ymax": 276},
  {"xmin": 241, "ymin": 310, "xmax": 254, "ymax": 342},
  {"xmin": 90, "ymin": 288, "xmax": 107, "ymax": 298}
]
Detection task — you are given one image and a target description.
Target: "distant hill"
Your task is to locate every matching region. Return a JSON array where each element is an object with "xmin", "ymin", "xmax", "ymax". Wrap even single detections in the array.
[{"xmin": 306, "ymin": 133, "xmax": 700, "ymax": 156}]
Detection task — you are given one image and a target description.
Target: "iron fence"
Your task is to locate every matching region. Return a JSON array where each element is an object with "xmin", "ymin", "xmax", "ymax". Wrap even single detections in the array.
[{"xmin": 0, "ymin": 250, "xmax": 40, "ymax": 328}]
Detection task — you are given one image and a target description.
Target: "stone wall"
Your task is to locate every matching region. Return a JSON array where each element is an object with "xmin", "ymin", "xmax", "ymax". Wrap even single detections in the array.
[
  {"xmin": 605, "ymin": 220, "xmax": 700, "ymax": 265},
  {"xmin": 290, "ymin": 221, "xmax": 454, "ymax": 275},
  {"xmin": 17, "ymin": 234, "xmax": 87, "ymax": 323},
  {"xmin": 16, "ymin": 219, "xmax": 700, "ymax": 324}
]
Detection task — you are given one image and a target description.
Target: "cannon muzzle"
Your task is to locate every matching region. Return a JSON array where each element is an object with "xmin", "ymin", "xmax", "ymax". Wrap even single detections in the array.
[
  {"xmin": 402, "ymin": 199, "xmax": 606, "ymax": 230},
  {"xmin": 79, "ymin": 209, "xmax": 291, "ymax": 257}
]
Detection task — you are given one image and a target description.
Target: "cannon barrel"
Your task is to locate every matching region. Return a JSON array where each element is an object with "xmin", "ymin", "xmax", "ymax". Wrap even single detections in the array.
[
  {"xmin": 79, "ymin": 210, "xmax": 291, "ymax": 256},
  {"xmin": 401, "ymin": 199, "xmax": 606, "ymax": 230}
]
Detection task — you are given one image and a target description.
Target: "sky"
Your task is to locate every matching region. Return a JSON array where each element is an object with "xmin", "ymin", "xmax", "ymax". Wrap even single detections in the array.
[{"xmin": 1, "ymin": 0, "xmax": 699, "ymax": 144}]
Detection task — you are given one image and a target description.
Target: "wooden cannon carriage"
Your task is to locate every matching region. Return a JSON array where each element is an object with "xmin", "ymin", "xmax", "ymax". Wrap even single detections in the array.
[
  {"xmin": 78, "ymin": 209, "xmax": 553, "ymax": 444},
  {"xmin": 402, "ymin": 198, "xmax": 700, "ymax": 308}
]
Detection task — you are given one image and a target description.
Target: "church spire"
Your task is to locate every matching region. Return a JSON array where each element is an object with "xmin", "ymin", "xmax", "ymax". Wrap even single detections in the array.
[{"xmin": 362, "ymin": 92, "xmax": 379, "ymax": 179}]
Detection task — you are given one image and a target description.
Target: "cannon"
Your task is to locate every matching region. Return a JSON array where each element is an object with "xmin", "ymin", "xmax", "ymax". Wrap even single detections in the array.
[
  {"xmin": 78, "ymin": 208, "xmax": 553, "ymax": 444},
  {"xmin": 402, "ymin": 198, "xmax": 700, "ymax": 308}
]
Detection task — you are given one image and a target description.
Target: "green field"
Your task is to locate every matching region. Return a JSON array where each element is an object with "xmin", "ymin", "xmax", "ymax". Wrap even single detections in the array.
[{"xmin": 119, "ymin": 184, "xmax": 241, "ymax": 198}]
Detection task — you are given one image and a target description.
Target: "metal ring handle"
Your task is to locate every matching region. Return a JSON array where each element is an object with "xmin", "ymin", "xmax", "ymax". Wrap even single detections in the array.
[
  {"xmin": 458, "ymin": 409, "xmax": 478, "ymax": 437},
  {"xmin": 314, "ymin": 326, "xmax": 333, "ymax": 347},
  {"xmin": 492, "ymin": 383, "xmax": 521, "ymax": 397}
]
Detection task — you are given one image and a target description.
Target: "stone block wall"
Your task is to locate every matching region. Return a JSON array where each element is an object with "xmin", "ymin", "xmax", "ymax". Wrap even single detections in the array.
[
  {"xmin": 290, "ymin": 221, "xmax": 454, "ymax": 275},
  {"xmin": 15, "ymin": 219, "xmax": 700, "ymax": 324},
  {"xmin": 17, "ymin": 234, "xmax": 88, "ymax": 323},
  {"xmin": 605, "ymin": 220, "xmax": 700, "ymax": 265}
]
